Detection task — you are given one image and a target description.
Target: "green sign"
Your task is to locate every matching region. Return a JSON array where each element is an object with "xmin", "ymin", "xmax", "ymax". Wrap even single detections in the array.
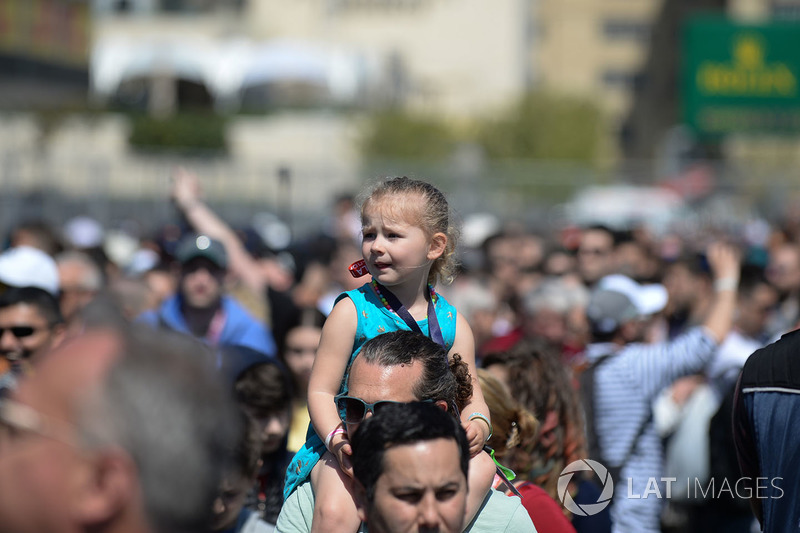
[{"xmin": 682, "ymin": 16, "xmax": 800, "ymax": 136}]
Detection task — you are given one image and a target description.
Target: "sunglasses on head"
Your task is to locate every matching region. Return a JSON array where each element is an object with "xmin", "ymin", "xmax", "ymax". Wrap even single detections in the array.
[{"xmin": 0, "ymin": 326, "xmax": 41, "ymax": 339}]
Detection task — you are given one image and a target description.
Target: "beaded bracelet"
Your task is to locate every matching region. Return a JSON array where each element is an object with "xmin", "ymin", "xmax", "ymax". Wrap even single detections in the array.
[
  {"xmin": 325, "ymin": 428, "xmax": 346, "ymax": 451},
  {"xmin": 469, "ymin": 412, "xmax": 493, "ymax": 441}
]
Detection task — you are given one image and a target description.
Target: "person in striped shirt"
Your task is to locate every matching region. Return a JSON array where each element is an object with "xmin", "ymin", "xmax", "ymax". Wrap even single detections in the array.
[{"xmin": 581, "ymin": 243, "xmax": 740, "ymax": 533}]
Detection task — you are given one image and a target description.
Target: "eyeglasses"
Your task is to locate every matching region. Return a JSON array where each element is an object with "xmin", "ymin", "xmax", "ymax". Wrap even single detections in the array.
[
  {"xmin": 0, "ymin": 326, "xmax": 43, "ymax": 339},
  {"xmin": 335, "ymin": 395, "xmax": 400, "ymax": 424},
  {"xmin": 334, "ymin": 395, "xmax": 433, "ymax": 424}
]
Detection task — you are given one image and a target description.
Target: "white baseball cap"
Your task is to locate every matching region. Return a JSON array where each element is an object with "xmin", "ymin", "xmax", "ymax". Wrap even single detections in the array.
[
  {"xmin": 597, "ymin": 274, "xmax": 668, "ymax": 316},
  {"xmin": 0, "ymin": 246, "xmax": 60, "ymax": 296}
]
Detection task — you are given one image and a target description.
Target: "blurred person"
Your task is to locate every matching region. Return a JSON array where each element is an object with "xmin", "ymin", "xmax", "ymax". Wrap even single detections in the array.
[
  {"xmin": 493, "ymin": 341, "xmax": 611, "ymax": 533},
  {"xmin": 302, "ymin": 239, "xmax": 364, "ymax": 316},
  {"xmin": 171, "ymin": 168, "xmax": 299, "ymax": 335},
  {"xmin": 707, "ymin": 263, "xmax": 778, "ymax": 394},
  {"xmin": 142, "ymin": 262, "xmax": 178, "ymax": 310},
  {"xmin": 656, "ymin": 264, "xmax": 777, "ymax": 532},
  {"xmin": 764, "ymin": 241, "xmax": 800, "ymax": 338},
  {"xmin": 6, "ymin": 219, "xmax": 63, "ymax": 256},
  {"xmin": 276, "ymin": 308, "xmax": 325, "ymax": 452},
  {"xmin": 521, "ymin": 277, "xmax": 590, "ymax": 364},
  {"xmin": 733, "ymin": 328, "xmax": 800, "ymax": 533},
  {"xmin": 277, "ymin": 330, "xmax": 535, "ymax": 533},
  {"xmin": 614, "ymin": 234, "xmax": 661, "ymax": 283},
  {"xmin": 0, "ymin": 323, "xmax": 241, "ymax": 533},
  {"xmin": 221, "ymin": 345, "xmax": 295, "ymax": 527},
  {"xmin": 0, "ymin": 287, "xmax": 66, "ymax": 396},
  {"xmin": 211, "ymin": 411, "xmax": 273, "ymax": 533},
  {"xmin": 580, "ymin": 244, "xmax": 740, "ymax": 533},
  {"xmin": 662, "ymin": 252, "xmax": 714, "ymax": 339},
  {"xmin": 138, "ymin": 234, "xmax": 276, "ymax": 356},
  {"xmin": 56, "ymin": 250, "xmax": 104, "ymax": 323},
  {"xmin": 442, "ymin": 278, "xmax": 502, "ymax": 362},
  {"xmin": 61, "ymin": 216, "xmax": 114, "ymax": 283},
  {"xmin": 576, "ymin": 225, "xmax": 617, "ymax": 288},
  {"xmin": 478, "ymin": 369, "xmax": 576, "ymax": 533},
  {"xmin": 107, "ymin": 277, "xmax": 161, "ymax": 320},
  {"xmin": 541, "ymin": 246, "xmax": 577, "ymax": 278},
  {"xmin": 349, "ymin": 402, "xmax": 471, "ymax": 533}
]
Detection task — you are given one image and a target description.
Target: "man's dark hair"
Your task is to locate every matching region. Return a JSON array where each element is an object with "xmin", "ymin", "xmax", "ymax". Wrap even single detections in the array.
[
  {"xmin": 234, "ymin": 357, "xmax": 294, "ymax": 416},
  {"xmin": 350, "ymin": 402, "xmax": 469, "ymax": 502},
  {"xmin": 357, "ymin": 330, "xmax": 473, "ymax": 413},
  {"xmin": 0, "ymin": 286, "xmax": 63, "ymax": 325},
  {"xmin": 227, "ymin": 409, "xmax": 263, "ymax": 479}
]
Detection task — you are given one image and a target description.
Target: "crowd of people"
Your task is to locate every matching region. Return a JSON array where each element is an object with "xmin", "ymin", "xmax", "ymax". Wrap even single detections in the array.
[{"xmin": 0, "ymin": 169, "xmax": 797, "ymax": 533}]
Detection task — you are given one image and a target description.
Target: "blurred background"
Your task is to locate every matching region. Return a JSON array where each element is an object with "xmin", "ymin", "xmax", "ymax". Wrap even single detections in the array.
[{"xmin": 2, "ymin": 0, "xmax": 800, "ymax": 242}]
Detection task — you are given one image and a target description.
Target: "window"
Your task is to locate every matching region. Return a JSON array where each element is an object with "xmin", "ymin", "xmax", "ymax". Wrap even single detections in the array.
[
  {"xmin": 602, "ymin": 19, "xmax": 651, "ymax": 42},
  {"xmin": 601, "ymin": 70, "xmax": 644, "ymax": 90}
]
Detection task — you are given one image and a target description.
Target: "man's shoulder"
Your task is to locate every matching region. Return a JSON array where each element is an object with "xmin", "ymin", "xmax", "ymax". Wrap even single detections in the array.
[
  {"xmin": 275, "ymin": 481, "xmax": 314, "ymax": 533},
  {"xmin": 466, "ymin": 489, "xmax": 537, "ymax": 533},
  {"xmin": 740, "ymin": 328, "xmax": 800, "ymax": 391}
]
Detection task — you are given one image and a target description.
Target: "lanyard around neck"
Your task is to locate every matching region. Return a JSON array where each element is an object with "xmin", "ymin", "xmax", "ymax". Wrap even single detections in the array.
[{"xmin": 371, "ymin": 281, "xmax": 445, "ymax": 348}]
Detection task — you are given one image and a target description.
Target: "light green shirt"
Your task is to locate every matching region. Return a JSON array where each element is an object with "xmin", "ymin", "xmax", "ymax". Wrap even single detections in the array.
[{"xmin": 275, "ymin": 482, "xmax": 537, "ymax": 533}]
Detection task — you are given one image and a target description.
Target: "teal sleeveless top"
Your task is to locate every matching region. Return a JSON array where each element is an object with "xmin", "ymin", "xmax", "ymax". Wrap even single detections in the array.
[{"xmin": 283, "ymin": 281, "xmax": 458, "ymax": 499}]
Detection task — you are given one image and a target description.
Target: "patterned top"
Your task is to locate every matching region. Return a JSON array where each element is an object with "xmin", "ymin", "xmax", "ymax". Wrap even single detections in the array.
[{"xmin": 282, "ymin": 281, "xmax": 458, "ymax": 499}]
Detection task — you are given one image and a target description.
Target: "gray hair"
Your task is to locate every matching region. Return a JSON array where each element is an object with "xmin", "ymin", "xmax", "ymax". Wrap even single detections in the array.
[
  {"xmin": 524, "ymin": 277, "xmax": 589, "ymax": 315},
  {"xmin": 56, "ymin": 250, "xmax": 104, "ymax": 291},
  {"xmin": 78, "ymin": 325, "xmax": 239, "ymax": 533}
]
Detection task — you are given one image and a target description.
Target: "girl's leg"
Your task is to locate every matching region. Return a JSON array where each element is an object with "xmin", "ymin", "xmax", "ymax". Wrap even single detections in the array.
[{"xmin": 309, "ymin": 451, "xmax": 361, "ymax": 533}]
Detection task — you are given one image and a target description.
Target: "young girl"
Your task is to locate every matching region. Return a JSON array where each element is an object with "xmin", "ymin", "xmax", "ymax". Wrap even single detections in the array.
[{"xmin": 283, "ymin": 177, "xmax": 495, "ymax": 532}]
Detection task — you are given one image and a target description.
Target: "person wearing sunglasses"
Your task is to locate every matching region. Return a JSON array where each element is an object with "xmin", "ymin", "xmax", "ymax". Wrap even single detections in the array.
[
  {"xmin": 0, "ymin": 286, "xmax": 66, "ymax": 397},
  {"xmin": 277, "ymin": 330, "xmax": 535, "ymax": 533}
]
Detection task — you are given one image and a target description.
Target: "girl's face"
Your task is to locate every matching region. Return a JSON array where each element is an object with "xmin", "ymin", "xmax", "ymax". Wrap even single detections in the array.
[{"xmin": 361, "ymin": 202, "xmax": 443, "ymax": 288}]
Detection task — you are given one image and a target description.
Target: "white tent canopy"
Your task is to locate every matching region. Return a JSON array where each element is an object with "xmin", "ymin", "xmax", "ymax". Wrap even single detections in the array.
[{"xmin": 90, "ymin": 36, "xmax": 368, "ymax": 108}]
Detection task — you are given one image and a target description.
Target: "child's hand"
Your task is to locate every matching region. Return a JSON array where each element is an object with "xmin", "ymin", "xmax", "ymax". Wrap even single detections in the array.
[
  {"xmin": 463, "ymin": 419, "xmax": 488, "ymax": 457},
  {"xmin": 329, "ymin": 431, "xmax": 354, "ymax": 478}
]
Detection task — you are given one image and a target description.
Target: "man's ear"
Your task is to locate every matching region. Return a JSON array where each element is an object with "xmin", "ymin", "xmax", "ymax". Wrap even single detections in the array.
[
  {"xmin": 49, "ymin": 323, "xmax": 68, "ymax": 351},
  {"xmin": 427, "ymin": 232, "xmax": 448, "ymax": 261},
  {"xmin": 353, "ymin": 479, "xmax": 369, "ymax": 523},
  {"xmin": 434, "ymin": 399, "xmax": 449, "ymax": 412},
  {"xmin": 73, "ymin": 448, "xmax": 137, "ymax": 526}
]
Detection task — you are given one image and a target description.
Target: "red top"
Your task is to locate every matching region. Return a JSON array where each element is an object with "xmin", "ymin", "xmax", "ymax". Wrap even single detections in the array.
[{"xmin": 515, "ymin": 481, "xmax": 576, "ymax": 533}]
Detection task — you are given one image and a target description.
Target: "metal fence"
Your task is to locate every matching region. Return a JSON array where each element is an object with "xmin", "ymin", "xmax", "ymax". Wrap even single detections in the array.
[{"xmin": 0, "ymin": 144, "xmax": 798, "ymax": 245}]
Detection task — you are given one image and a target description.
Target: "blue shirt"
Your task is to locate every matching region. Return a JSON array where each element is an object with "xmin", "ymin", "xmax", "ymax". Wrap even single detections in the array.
[{"xmin": 138, "ymin": 294, "xmax": 276, "ymax": 357}]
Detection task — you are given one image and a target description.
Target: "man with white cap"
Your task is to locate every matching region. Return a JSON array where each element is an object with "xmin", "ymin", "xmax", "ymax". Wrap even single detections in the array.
[
  {"xmin": 0, "ymin": 246, "xmax": 64, "ymax": 396},
  {"xmin": 580, "ymin": 243, "xmax": 740, "ymax": 533}
]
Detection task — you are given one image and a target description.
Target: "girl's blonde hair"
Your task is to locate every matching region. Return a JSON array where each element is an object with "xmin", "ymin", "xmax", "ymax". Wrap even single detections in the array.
[{"xmin": 360, "ymin": 176, "xmax": 460, "ymax": 286}]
